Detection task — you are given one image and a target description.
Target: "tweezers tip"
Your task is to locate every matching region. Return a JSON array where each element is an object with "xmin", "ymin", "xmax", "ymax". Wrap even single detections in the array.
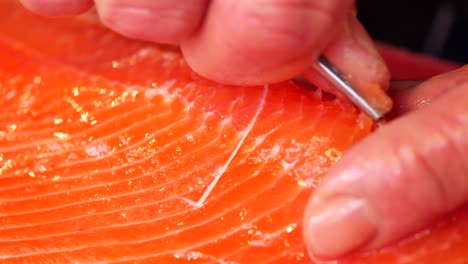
[{"xmin": 316, "ymin": 55, "xmax": 391, "ymax": 121}]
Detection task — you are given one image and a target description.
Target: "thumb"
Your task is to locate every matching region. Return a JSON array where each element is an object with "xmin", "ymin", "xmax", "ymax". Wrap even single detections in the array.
[
  {"xmin": 302, "ymin": 66, "xmax": 468, "ymax": 260},
  {"xmin": 181, "ymin": 0, "xmax": 356, "ymax": 85}
]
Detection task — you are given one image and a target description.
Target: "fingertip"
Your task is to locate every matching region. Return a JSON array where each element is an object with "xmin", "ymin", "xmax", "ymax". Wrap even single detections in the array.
[
  {"xmin": 19, "ymin": 0, "xmax": 94, "ymax": 17},
  {"xmin": 323, "ymin": 15, "xmax": 390, "ymax": 96},
  {"xmin": 303, "ymin": 195, "xmax": 378, "ymax": 260}
]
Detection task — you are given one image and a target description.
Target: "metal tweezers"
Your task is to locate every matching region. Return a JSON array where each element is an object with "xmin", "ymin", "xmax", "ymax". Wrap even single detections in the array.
[{"xmin": 316, "ymin": 56, "xmax": 390, "ymax": 121}]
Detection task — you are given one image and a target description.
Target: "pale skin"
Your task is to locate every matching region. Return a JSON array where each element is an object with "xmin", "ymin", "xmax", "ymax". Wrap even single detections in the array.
[{"xmin": 19, "ymin": 0, "xmax": 468, "ymax": 261}]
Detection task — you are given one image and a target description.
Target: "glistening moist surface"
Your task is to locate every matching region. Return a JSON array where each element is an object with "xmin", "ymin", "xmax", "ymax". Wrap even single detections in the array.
[
  {"xmin": 1, "ymin": 1, "xmax": 468, "ymax": 264},
  {"xmin": 0, "ymin": 2, "xmax": 373, "ymax": 263}
]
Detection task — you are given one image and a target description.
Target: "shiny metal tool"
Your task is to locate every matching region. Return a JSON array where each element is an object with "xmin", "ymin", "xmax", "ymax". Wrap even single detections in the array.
[{"xmin": 316, "ymin": 56, "xmax": 390, "ymax": 121}]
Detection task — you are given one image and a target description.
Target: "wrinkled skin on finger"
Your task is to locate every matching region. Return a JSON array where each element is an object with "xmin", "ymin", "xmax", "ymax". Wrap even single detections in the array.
[
  {"xmin": 18, "ymin": 0, "xmax": 389, "ymax": 98},
  {"xmin": 303, "ymin": 66, "xmax": 468, "ymax": 260}
]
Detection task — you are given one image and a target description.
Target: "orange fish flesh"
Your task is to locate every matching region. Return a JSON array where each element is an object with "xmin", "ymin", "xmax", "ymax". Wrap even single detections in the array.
[{"xmin": 1, "ymin": 1, "xmax": 468, "ymax": 263}]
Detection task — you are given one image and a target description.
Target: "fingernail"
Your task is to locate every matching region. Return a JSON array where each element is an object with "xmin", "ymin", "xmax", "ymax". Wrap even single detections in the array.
[{"xmin": 304, "ymin": 197, "xmax": 377, "ymax": 259}]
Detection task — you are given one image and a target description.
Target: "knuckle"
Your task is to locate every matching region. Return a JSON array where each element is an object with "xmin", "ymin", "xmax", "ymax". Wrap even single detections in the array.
[
  {"xmin": 400, "ymin": 143, "xmax": 451, "ymax": 213},
  {"xmin": 432, "ymin": 103, "xmax": 468, "ymax": 203},
  {"xmin": 396, "ymin": 108, "xmax": 468, "ymax": 215}
]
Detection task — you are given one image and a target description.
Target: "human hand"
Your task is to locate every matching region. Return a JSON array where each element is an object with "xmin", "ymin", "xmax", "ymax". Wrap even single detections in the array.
[
  {"xmin": 303, "ymin": 66, "xmax": 468, "ymax": 260},
  {"xmin": 22, "ymin": 0, "xmax": 466, "ymax": 262},
  {"xmin": 18, "ymin": 0, "xmax": 389, "ymax": 92}
]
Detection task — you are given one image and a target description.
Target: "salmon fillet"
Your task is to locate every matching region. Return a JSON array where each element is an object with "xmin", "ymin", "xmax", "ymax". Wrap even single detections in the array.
[{"xmin": 0, "ymin": 1, "xmax": 467, "ymax": 263}]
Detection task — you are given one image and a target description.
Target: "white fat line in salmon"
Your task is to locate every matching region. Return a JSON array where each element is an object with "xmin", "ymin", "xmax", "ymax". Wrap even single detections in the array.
[{"xmin": 182, "ymin": 84, "xmax": 269, "ymax": 207}]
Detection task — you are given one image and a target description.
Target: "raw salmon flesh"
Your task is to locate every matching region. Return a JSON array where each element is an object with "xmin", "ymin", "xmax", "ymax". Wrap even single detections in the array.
[{"xmin": 0, "ymin": 1, "xmax": 467, "ymax": 263}]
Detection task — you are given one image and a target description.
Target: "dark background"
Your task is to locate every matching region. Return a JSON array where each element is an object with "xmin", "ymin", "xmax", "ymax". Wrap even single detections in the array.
[{"xmin": 356, "ymin": 0, "xmax": 468, "ymax": 64}]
